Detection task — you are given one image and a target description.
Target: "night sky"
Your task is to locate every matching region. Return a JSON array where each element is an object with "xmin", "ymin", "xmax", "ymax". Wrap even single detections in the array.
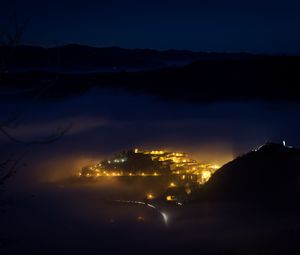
[{"xmin": 1, "ymin": 0, "xmax": 300, "ymax": 53}]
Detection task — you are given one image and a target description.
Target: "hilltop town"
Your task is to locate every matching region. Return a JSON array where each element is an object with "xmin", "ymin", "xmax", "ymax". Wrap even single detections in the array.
[{"xmin": 78, "ymin": 148, "xmax": 220, "ymax": 185}]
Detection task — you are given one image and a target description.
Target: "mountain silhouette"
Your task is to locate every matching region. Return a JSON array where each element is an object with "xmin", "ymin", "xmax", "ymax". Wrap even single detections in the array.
[
  {"xmin": 201, "ymin": 142, "xmax": 300, "ymax": 201},
  {"xmin": 1, "ymin": 44, "xmax": 255, "ymax": 72},
  {"xmin": 1, "ymin": 45, "xmax": 300, "ymax": 102}
]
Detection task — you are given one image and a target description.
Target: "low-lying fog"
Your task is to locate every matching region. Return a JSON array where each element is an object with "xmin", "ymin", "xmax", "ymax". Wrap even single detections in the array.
[
  {"xmin": 1, "ymin": 88, "xmax": 300, "ymax": 254},
  {"xmin": 1, "ymin": 181, "xmax": 297, "ymax": 254},
  {"xmin": 2, "ymin": 88, "xmax": 300, "ymax": 184}
]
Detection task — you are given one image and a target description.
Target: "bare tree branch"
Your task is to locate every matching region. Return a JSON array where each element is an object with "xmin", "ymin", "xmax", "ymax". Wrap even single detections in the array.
[
  {"xmin": 0, "ymin": 159, "xmax": 16, "ymax": 172},
  {"xmin": 0, "ymin": 157, "xmax": 23, "ymax": 185},
  {"xmin": 0, "ymin": 14, "xmax": 69, "ymax": 190},
  {"xmin": 0, "ymin": 14, "xmax": 30, "ymax": 47},
  {"xmin": 0, "ymin": 123, "xmax": 72, "ymax": 145}
]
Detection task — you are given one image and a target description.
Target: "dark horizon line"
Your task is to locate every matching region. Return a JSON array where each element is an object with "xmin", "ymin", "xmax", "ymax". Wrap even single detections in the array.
[{"xmin": 8, "ymin": 43, "xmax": 300, "ymax": 57}]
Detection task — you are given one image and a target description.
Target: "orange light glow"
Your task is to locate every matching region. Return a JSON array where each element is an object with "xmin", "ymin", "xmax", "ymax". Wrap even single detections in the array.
[
  {"xmin": 169, "ymin": 182, "xmax": 176, "ymax": 188},
  {"xmin": 166, "ymin": 195, "xmax": 176, "ymax": 201},
  {"xmin": 147, "ymin": 193, "xmax": 154, "ymax": 200}
]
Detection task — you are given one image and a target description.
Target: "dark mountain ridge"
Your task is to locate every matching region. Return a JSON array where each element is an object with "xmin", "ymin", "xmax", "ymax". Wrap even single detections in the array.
[
  {"xmin": 1, "ymin": 45, "xmax": 300, "ymax": 102},
  {"xmin": 201, "ymin": 142, "xmax": 300, "ymax": 201},
  {"xmin": 0, "ymin": 44, "xmax": 258, "ymax": 71}
]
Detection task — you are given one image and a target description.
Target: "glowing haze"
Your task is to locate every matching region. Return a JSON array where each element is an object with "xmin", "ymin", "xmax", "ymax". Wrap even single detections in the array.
[{"xmin": 1, "ymin": 88, "xmax": 300, "ymax": 184}]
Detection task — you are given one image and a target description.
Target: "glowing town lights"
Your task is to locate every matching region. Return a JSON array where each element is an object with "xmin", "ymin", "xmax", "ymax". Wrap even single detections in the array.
[
  {"xmin": 147, "ymin": 193, "xmax": 154, "ymax": 200},
  {"xmin": 202, "ymin": 170, "xmax": 211, "ymax": 182},
  {"xmin": 166, "ymin": 195, "xmax": 175, "ymax": 201},
  {"xmin": 146, "ymin": 150, "xmax": 165, "ymax": 155},
  {"xmin": 169, "ymin": 182, "xmax": 176, "ymax": 188},
  {"xmin": 78, "ymin": 148, "xmax": 222, "ymax": 185}
]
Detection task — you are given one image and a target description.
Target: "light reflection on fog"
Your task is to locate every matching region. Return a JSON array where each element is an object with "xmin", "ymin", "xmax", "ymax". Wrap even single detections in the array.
[{"xmin": 2, "ymin": 88, "xmax": 300, "ymax": 185}]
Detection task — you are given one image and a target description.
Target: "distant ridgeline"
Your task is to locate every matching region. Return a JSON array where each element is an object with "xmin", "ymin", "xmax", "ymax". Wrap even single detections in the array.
[
  {"xmin": 78, "ymin": 149, "xmax": 219, "ymax": 184},
  {"xmin": 2, "ymin": 48, "xmax": 300, "ymax": 103}
]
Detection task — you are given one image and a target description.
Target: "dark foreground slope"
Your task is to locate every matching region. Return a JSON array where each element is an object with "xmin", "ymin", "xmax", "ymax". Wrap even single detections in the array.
[{"xmin": 200, "ymin": 143, "xmax": 300, "ymax": 201}]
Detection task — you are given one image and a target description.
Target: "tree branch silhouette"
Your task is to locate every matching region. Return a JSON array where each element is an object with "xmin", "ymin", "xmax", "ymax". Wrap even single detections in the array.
[
  {"xmin": 0, "ymin": 124, "xmax": 72, "ymax": 145},
  {"xmin": 0, "ymin": 15, "xmax": 70, "ymax": 187}
]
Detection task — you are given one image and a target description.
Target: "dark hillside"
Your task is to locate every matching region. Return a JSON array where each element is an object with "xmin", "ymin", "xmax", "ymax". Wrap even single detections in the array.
[{"xmin": 201, "ymin": 142, "xmax": 300, "ymax": 201}]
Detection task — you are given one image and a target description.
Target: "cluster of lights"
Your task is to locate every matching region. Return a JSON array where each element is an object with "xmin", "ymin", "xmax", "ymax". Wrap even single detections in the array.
[
  {"xmin": 113, "ymin": 158, "xmax": 126, "ymax": 163},
  {"xmin": 79, "ymin": 167, "xmax": 219, "ymax": 184},
  {"xmin": 79, "ymin": 171, "xmax": 162, "ymax": 178},
  {"xmin": 78, "ymin": 148, "xmax": 221, "ymax": 185},
  {"xmin": 144, "ymin": 150, "xmax": 165, "ymax": 155}
]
